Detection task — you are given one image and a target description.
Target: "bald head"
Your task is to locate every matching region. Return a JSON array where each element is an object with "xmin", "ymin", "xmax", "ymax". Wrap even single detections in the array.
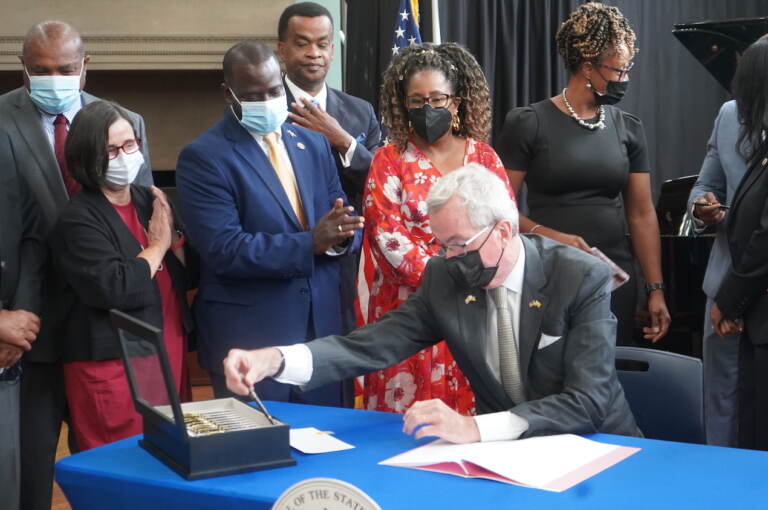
[
  {"xmin": 223, "ymin": 40, "xmax": 277, "ymax": 85},
  {"xmin": 22, "ymin": 21, "xmax": 84, "ymax": 59},
  {"xmin": 21, "ymin": 20, "xmax": 88, "ymax": 91}
]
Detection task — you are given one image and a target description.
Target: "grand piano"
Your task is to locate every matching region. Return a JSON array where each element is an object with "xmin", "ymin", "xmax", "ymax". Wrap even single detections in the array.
[{"xmin": 650, "ymin": 18, "xmax": 768, "ymax": 356}]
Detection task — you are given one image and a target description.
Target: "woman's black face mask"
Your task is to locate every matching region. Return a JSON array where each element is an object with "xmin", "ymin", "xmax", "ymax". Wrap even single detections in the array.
[{"xmin": 408, "ymin": 105, "xmax": 452, "ymax": 143}]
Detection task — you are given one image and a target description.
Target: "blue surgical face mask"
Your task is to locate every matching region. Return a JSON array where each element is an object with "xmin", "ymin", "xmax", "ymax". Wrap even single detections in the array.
[
  {"xmin": 229, "ymin": 89, "xmax": 288, "ymax": 135},
  {"xmin": 25, "ymin": 62, "xmax": 83, "ymax": 114}
]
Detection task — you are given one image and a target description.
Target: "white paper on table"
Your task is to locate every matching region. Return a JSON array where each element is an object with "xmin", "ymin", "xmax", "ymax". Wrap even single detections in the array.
[
  {"xmin": 289, "ymin": 427, "xmax": 355, "ymax": 454},
  {"xmin": 380, "ymin": 434, "xmax": 639, "ymax": 492}
]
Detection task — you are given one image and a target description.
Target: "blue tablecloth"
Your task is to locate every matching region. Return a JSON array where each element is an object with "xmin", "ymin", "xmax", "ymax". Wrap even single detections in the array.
[{"xmin": 56, "ymin": 401, "xmax": 767, "ymax": 509}]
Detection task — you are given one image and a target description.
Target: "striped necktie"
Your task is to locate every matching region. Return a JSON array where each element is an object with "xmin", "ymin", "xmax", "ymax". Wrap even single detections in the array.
[{"xmin": 491, "ymin": 286, "xmax": 525, "ymax": 404}]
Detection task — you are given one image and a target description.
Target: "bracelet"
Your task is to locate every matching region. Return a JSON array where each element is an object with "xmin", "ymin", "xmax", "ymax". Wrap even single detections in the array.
[
  {"xmin": 529, "ymin": 224, "xmax": 543, "ymax": 234},
  {"xmin": 273, "ymin": 349, "xmax": 286, "ymax": 378},
  {"xmin": 170, "ymin": 231, "xmax": 185, "ymax": 251},
  {"xmin": 645, "ymin": 282, "xmax": 665, "ymax": 294}
]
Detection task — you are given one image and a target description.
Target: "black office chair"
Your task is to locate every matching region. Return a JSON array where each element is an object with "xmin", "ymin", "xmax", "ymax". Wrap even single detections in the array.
[{"xmin": 615, "ymin": 346, "xmax": 705, "ymax": 444}]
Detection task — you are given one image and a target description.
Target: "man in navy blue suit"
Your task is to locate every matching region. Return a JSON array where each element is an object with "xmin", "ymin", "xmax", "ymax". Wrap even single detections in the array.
[
  {"xmin": 278, "ymin": 2, "xmax": 381, "ymax": 334},
  {"xmin": 176, "ymin": 41, "xmax": 364, "ymax": 405}
]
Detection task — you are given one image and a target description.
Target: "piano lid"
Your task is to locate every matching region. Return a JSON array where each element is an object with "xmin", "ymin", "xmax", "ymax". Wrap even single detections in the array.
[{"xmin": 673, "ymin": 17, "xmax": 768, "ymax": 91}]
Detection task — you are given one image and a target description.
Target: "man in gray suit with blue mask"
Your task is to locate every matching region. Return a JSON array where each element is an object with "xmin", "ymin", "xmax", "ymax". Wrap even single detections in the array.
[
  {"xmin": 0, "ymin": 20, "xmax": 152, "ymax": 510},
  {"xmin": 224, "ymin": 164, "xmax": 640, "ymax": 443},
  {"xmin": 688, "ymin": 99, "xmax": 748, "ymax": 447}
]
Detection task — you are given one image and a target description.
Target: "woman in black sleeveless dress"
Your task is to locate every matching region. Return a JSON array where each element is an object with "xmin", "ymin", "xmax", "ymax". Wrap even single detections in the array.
[{"xmin": 496, "ymin": 3, "xmax": 670, "ymax": 346}]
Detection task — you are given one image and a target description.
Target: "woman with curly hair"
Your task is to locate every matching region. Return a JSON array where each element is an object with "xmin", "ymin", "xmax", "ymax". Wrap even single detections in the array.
[
  {"xmin": 496, "ymin": 2, "xmax": 669, "ymax": 347},
  {"xmin": 359, "ymin": 42, "xmax": 512, "ymax": 415}
]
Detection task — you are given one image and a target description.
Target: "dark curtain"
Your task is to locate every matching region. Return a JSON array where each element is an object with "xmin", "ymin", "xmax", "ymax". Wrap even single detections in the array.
[
  {"xmin": 438, "ymin": 0, "xmax": 768, "ymax": 198},
  {"xmin": 345, "ymin": 0, "xmax": 434, "ymax": 116}
]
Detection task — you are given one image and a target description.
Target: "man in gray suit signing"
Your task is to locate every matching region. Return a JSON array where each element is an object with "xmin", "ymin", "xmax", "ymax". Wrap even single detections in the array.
[
  {"xmin": 225, "ymin": 164, "xmax": 639, "ymax": 442},
  {"xmin": 0, "ymin": 20, "xmax": 152, "ymax": 510}
]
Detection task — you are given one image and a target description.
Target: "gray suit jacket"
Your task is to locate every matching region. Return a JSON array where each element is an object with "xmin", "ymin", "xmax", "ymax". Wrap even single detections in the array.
[
  {"xmin": 687, "ymin": 100, "xmax": 748, "ymax": 298},
  {"xmin": 307, "ymin": 235, "xmax": 640, "ymax": 438},
  {"xmin": 0, "ymin": 87, "xmax": 153, "ymax": 361}
]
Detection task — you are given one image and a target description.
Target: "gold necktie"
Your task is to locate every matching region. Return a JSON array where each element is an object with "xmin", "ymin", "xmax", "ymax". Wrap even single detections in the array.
[{"xmin": 264, "ymin": 132, "xmax": 307, "ymax": 230}]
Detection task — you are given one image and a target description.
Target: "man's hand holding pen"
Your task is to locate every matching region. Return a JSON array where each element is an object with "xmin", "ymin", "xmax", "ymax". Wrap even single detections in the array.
[{"xmin": 223, "ymin": 347, "xmax": 284, "ymax": 396}]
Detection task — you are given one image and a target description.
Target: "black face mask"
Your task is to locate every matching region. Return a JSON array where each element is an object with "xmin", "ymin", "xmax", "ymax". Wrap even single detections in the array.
[
  {"xmin": 593, "ymin": 78, "xmax": 628, "ymax": 106},
  {"xmin": 408, "ymin": 105, "xmax": 452, "ymax": 143},
  {"xmin": 444, "ymin": 227, "xmax": 505, "ymax": 291}
]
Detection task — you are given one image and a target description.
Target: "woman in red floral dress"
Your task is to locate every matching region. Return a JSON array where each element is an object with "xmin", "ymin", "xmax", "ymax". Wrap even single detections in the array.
[{"xmin": 358, "ymin": 43, "xmax": 513, "ymax": 414}]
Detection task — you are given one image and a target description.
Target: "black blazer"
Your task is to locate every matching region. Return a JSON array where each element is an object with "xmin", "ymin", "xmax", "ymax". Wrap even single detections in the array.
[
  {"xmin": 284, "ymin": 79, "xmax": 381, "ymax": 211},
  {"xmin": 715, "ymin": 160, "xmax": 768, "ymax": 343},
  {"xmin": 51, "ymin": 185, "xmax": 198, "ymax": 362},
  {"xmin": 0, "ymin": 130, "xmax": 43, "ymax": 312}
]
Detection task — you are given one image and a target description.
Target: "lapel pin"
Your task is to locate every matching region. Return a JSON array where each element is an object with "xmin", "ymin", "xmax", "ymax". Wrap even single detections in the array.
[
  {"xmin": 464, "ymin": 295, "xmax": 477, "ymax": 304},
  {"xmin": 287, "ymin": 129, "xmax": 297, "ymax": 138},
  {"xmin": 528, "ymin": 299, "xmax": 542, "ymax": 309},
  {"xmin": 297, "ymin": 142, "xmax": 306, "ymax": 150}
]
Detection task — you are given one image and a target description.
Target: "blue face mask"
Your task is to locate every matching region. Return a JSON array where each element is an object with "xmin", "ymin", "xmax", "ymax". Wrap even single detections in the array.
[
  {"xmin": 229, "ymin": 89, "xmax": 288, "ymax": 135},
  {"xmin": 25, "ymin": 63, "xmax": 83, "ymax": 114}
]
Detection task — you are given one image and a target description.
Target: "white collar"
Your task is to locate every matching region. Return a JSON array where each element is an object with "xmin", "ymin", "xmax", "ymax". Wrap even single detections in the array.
[
  {"xmin": 249, "ymin": 128, "xmax": 283, "ymax": 144},
  {"xmin": 284, "ymin": 75, "xmax": 328, "ymax": 111},
  {"xmin": 37, "ymin": 95, "xmax": 82, "ymax": 124},
  {"xmin": 501, "ymin": 235, "xmax": 525, "ymax": 294}
]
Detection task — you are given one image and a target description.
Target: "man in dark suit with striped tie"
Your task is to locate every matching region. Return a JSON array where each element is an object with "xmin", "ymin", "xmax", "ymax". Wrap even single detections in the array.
[{"xmin": 224, "ymin": 164, "xmax": 641, "ymax": 444}]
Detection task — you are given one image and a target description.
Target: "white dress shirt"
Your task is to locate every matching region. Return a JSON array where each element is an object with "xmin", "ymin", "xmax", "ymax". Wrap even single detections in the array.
[
  {"xmin": 276, "ymin": 235, "xmax": 531, "ymax": 442},
  {"xmin": 284, "ymin": 75, "xmax": 356, "ymax": 168}
]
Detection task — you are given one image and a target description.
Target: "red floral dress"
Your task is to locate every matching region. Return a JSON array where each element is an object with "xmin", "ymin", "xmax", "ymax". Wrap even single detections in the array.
[{"xmin": 359, "ymin": 138, "xmax": 512, "ymax": 415}]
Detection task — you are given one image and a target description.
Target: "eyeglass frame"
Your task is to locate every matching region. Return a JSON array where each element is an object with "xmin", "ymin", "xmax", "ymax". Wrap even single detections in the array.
[
  {"xmin": 107, "ymin": 138, "xmax": 142, "ymax": 160},
  {"xmin": 596, "ymin": 60, "xmax": 635, "ymax": 82},
  {"xmin": 405, "ymin": 93, "xmax": 456, "ymax": 109},
  {"xmin": 435, "ymin": 222, "xmax": 497, "ymax": 258}
]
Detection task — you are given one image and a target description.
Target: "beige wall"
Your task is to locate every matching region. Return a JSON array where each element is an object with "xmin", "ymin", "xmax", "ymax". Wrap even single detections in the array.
[{"xmin": 0, "ymin": 0, "xmax": 293, "ymax": 171}]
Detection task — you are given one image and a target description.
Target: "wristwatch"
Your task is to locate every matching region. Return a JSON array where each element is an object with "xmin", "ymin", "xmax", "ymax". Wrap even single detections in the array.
[{"xmin": 645, "ymin": 282, "xmax": 665, "ymax": 294}]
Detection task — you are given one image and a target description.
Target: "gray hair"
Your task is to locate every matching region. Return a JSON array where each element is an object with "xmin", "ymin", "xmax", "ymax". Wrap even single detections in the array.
[{"xmin": 427, "ymin": 163, "xmax": 518, "ymax": 230}]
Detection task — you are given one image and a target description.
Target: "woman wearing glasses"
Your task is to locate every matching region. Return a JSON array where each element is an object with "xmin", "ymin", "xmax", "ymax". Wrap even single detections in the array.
[
  {"xmin": 358, "ymin": 42, "xmax": 512, "ymax": 414},
  {"xmin": 496, "ymin": 2, "xmax": 669, "ymax": 347},
  {"xmin": 51, "ymin": 101, "xmax": 197, "ymax": 450}
]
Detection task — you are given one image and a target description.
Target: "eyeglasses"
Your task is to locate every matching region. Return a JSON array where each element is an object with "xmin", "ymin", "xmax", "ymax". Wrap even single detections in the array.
[
  {"xmin": 107, "ymin": 138, "xmax": 141, "ymax": 160},
  {"xmin": 406, "ymin": 93, "xmax": 454, "ymax": 109},
  {"xmin": 599, "ymin": 61, "xmax": 635, "ymax": 81},
  {"xmin": 436, "ymin": 223, "xmax": 496, "ymax": 258}
]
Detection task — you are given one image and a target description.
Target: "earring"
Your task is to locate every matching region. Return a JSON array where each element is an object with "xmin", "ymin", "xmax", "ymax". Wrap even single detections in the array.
[
  {"xmin": 451, "ymin": 112, "xmax": 461, "ymax": 132},
  {"xmin": 408, "ymin": 120, "xmax": 414, "ymax": 134},
  {"xmin": 586, "ymin": 79, "xmax": 593, "ymax": 89}
]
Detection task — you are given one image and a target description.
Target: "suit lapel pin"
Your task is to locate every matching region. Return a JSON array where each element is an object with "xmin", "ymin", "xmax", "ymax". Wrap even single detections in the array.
[
  {"xmin": 528, "ymin": 299, "xmax": 542, "ymax": 309},
  {"xmin": 287, "ymin": 129, "xmax": 297, "ymax": 138},
  {"xmin": 464, "ymin": 295, "xmax": 477, "ymax": 304},
  {"xmin": 297, "ymin": 142, "xmax": 306, "ymax": 150}
]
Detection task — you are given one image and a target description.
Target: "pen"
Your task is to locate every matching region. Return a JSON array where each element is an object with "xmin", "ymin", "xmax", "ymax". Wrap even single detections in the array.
[
  {"xmin": 693, "ymin": 201, "xmax": 730, "ymax": 210},
  {"xmin": 245, "ymin": 382, "xmax": 276, "ymax": 425}
]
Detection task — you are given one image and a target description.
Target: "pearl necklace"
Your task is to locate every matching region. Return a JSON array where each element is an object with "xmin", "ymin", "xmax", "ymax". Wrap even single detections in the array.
[{"xmin": 561, "ymin": 88, "xmax": 605, "ymax": 130}]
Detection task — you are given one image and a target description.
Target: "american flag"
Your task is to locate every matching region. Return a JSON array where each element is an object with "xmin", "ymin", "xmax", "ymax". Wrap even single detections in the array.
[{"xmin": 391, "ymin": 0, "xmax": 422, "ymax": 56}]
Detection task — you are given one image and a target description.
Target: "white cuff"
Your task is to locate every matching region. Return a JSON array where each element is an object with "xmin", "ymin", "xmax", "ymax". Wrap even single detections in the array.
[
  {"xmin": 689, "ymin": 202, "xmax": 707, "ymax": 233},
  {"xmin": 274, "ymin": 344, "xmax": 313, "ymax": 385},
  {"xmin": 474, "ymin": 411, "xmax": 530, "ymax": 442},
  {"xmin": 339, "ymin": 138, "xmax": 357, "ymax": 168},
  {"xmin": 325, "ymin": 242, "xmax": 350, "ymax": 257}
]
